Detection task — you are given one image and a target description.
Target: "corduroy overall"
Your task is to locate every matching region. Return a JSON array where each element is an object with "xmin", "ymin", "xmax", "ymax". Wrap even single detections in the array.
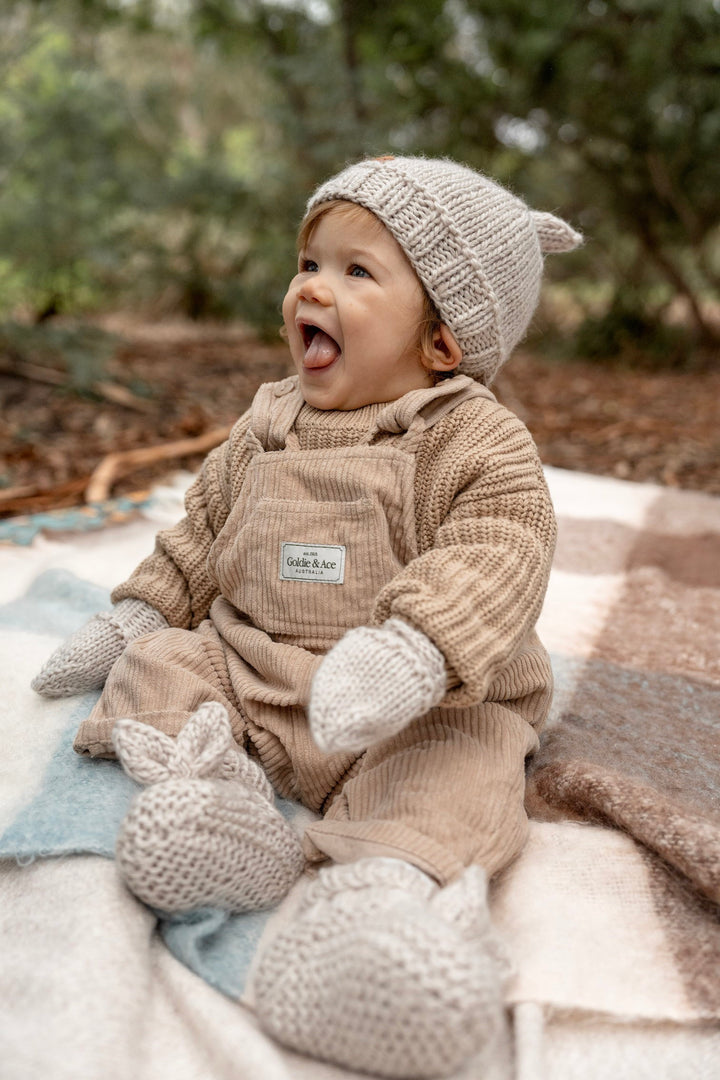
[{"xmin": 77, "ymin": 376, "xmax": 542, "ymax": 883}]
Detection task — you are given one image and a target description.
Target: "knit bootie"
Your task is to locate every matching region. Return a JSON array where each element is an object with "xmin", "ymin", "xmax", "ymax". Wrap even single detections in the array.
[
  {"xmin": 252, "ymin": 857, "xmax": 509, "ymax": 1079},
  {"xmin": 112, "ymin": 702, "xmax": 305, "ymax": 913}
]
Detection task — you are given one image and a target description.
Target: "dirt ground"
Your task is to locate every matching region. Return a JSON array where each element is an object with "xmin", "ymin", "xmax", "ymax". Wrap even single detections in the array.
[{"xmin": 1, "ymin": 318, "xmax": 719, "ymax": 519}]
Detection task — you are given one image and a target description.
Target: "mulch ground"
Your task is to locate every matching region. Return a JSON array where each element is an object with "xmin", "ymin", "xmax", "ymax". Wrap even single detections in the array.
[{"xmin": 1, "ymin": 318, "xmax": 719, "ymax": 519}]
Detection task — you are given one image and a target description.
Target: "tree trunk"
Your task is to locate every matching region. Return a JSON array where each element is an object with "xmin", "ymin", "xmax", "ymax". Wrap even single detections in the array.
[
  {"xmin": 339, "ymin": 0, "xmax": 367, "ymax": 127},
  {"xmin": 636, "ymin": 217, "xmax": 720, "ymax": 345}
]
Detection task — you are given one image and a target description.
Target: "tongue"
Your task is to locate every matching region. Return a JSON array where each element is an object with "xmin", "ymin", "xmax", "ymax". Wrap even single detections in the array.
[{"xmin": 304, "ymin": 330, "xmax": 340, "ymax": 368}]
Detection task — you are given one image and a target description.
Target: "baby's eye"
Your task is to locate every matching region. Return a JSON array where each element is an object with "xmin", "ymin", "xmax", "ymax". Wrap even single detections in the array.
[
  {"xmin": 300, "ymin": 257, "xmax": 319, "ymax": 273},
  {"xmin": 349, "ymin": 264, "xmax": 371, "ymax": 278}
]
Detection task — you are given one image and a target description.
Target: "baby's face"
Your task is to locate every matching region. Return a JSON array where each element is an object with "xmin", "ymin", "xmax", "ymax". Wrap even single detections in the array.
[{"xmin": 282, "ymin": 205, "xmax": 430, "ymax": 411}]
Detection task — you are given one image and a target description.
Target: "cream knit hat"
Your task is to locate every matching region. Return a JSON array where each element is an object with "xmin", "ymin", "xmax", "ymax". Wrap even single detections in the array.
[{"xmin": 306, "ymin": 155, "xmax": 583, "ymax": 385}]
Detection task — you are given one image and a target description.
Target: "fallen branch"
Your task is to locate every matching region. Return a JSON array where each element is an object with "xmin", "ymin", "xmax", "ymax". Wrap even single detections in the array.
[
  {"xmin": 0, "ymin": 356, "xmax": 66, "ymax": 385},
  {"xmin": 91, "ymin": 381, "xmax": 156, "ymax": 412},
  {"xmin": 0, "ymin": 356, "xmax": 155, "ymax": 411},
  {"xmin": 0, "ymin": 477, "xmax": 91, "ymax": 517},
  {"xmin": 85, "ymin": 425, "xmax": 232, "ymax": 503},
  {"xmin": 0, "ymin": 483, "xmax": 39, "ymax": 504}
]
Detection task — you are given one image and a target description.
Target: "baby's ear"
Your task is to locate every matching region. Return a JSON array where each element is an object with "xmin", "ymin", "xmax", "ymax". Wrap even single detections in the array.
[
  {"xmin": 532, "ymin": 211, "xmax": 583, "ymax": 253},
  {"xmin": 425, "ymin": 323, "xmax": 462, "ymax": 373}
]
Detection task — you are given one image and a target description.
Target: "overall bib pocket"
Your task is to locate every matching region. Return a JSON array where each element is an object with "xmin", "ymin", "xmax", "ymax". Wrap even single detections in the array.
[{"xmin": 211, "ymin": 495, "xmax": 404, "ymax": 647}]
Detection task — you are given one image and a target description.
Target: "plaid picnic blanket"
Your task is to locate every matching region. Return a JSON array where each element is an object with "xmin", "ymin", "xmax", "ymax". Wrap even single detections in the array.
[
  {"xmin": 495, "ymin": 468, "xmax": 720, "ymax": 1044},
  {"xmin": 1, "ymin": 466, "xmax": 718, "ymax": 1079}
]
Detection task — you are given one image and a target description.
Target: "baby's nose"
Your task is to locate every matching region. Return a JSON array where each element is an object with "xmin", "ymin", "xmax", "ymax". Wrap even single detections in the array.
[{"xmin": 298, "ymin": 274, "xmax": 332, "ymax": 305}]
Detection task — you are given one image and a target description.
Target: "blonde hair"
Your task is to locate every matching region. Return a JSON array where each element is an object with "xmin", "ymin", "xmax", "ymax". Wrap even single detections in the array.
[{"xmin": 297, "ymin": 200, "xmax": 455, "ymax": 380}]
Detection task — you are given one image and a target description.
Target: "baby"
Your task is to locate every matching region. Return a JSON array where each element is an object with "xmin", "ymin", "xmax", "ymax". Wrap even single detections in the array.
[{"xmin": 34, "ymin": 156, "xmax": 581, "ymax": 1078}]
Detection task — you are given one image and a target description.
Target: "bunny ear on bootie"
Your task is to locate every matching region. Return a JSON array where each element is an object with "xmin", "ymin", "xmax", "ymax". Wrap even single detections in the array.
[
  {"xmin": 112, "ymin": 702, "xmax": 235, "ymax": 786},
  {"xmin": 531, "ymin": 210, "xmax": 583, "ymax": 253}
]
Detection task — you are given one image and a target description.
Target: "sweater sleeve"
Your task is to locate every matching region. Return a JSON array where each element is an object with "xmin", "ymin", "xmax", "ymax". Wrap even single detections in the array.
[
  {"xmin": 371, "ymin": 399, "xmax": 557, "ymax": 704},
  {"xmin": 111, "ymin": 410, "xmax": 254, "ymax": 628}
]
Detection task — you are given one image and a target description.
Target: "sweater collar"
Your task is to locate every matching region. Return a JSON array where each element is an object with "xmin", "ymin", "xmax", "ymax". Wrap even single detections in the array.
[{"xmin": 294, "ymin": 374, "xmax": 493, "ymax": 438}]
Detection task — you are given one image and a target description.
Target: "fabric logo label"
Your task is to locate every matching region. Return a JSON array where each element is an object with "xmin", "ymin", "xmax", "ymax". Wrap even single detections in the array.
[{"xmin": 280, "ymin": 542, "xmax": 346, "ymax": 584}]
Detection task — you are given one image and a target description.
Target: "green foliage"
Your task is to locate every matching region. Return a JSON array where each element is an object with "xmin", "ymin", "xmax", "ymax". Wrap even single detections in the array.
[
  {"xmin": 459, "ymin": 0, "xmax": 720, "ymax": 347},
  {"xmin": 0, "ymin": 20, "xmax": 141, "ymax": 317},
  {"xmin": 573, "ymin": 295, "xmax": 694, "ymax": 369},
  {"xmin": 2, "ymin": 0, "xmax": 719, "ymax": 366},
  {"xmin": 0, "ymin": 4, "xmax": 277, "ymax": 322},
  {"xmin": 0, "ymin": 319, "xmax": 118, "ymax": 389}
]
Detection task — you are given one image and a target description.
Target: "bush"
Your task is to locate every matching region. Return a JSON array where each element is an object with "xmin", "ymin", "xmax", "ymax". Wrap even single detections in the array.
[
  {"xmin": 573, "ymin": 296, "xmax": 697, "ymax": 369},
  {"xmin": 0, "ymin": 321, "xmax": 119, "ymax": 390}
]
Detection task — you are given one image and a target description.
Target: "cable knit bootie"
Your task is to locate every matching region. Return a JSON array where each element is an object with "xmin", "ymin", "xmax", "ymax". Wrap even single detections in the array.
[
  {"xmin": 253, "ymin": 857, "xmax": 509, "ymax": 1079},
  {"xmin": 112, "ymin": 702, "xmax": 305, "ymax": 913}
]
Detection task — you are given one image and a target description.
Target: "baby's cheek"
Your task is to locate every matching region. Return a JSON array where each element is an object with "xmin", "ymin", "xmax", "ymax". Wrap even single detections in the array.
[{"xmin": 281, "ymin": 290, "xmax": 295, "ymax": 326}]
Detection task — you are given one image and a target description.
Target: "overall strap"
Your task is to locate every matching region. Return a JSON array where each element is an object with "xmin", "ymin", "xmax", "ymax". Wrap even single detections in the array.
[
  {"xmin": 245, "ymin": 376, "xmax": 305, "ymax": 453},
  {"xmin": 367, "ymin": 376, "xmax": 497, "ymax": 452}
]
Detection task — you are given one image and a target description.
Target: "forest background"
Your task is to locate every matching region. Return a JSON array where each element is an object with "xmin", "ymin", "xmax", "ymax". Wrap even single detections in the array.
[{"xmin": 1, "ymin": 0, "xmax": 719, "ymax": 514}]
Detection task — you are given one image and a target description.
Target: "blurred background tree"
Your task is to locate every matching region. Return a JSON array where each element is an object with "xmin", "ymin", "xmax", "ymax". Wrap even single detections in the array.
[{"xmin": 1, "ymin": 0, "xmax": 718, "ymax": 367}]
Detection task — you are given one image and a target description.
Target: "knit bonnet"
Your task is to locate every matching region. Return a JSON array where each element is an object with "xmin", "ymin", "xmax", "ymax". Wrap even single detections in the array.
[{"xmin": 306, "ymin": 155, "xmax": 583, "ymax": 386}]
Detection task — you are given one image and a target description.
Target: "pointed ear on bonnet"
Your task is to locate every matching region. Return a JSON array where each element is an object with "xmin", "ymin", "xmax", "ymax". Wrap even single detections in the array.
[{"xmin": 531, "ymin": 210, "xmax": 583, "ymax": 254}]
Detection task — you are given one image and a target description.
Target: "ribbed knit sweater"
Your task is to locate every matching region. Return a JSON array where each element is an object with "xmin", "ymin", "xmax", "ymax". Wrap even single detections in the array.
[{"xmin": 112, "ymin": 384, "xmax": 557, "ymax": 710}]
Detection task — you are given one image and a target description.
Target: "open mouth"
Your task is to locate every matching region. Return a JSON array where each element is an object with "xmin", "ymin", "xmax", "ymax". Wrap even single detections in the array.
[{"xmin": 300, "ymin": 323, "xmax": 341, "ymax": 369}]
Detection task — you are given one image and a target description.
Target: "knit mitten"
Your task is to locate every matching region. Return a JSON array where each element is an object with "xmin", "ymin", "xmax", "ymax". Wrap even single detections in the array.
[
  {"xmin": 309, "ymin": 618, "xmax": 447, "ymax": 753},
  {"xmin": 112, "ymin": 702, "xmax": 305, "ymax": 913},
  {"xmin": 32, "ymin": 598, "xmax": 168, "ymax": 698},
  {"xmin": 253, "ymin": 857, "xmax": 509, "ymax": 1079}
]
